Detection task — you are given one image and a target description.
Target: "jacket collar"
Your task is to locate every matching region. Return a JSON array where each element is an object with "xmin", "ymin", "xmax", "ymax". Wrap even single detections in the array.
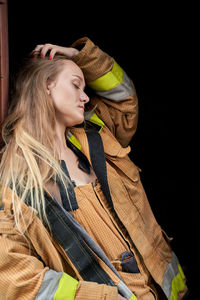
[{"xmin": 70, "ymin": 126, "xmax": 131, "ymax": 159}]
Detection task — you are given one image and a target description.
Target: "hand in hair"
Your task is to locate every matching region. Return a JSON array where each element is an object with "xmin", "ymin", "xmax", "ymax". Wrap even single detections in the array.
[{"xmin": 32, "ymin": 43, "xmax": 79, "ymax": 60}]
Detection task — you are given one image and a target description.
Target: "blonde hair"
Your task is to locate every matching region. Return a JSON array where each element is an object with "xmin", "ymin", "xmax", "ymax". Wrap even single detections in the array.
[{"xmin": 0, "ymin": 55, "xmax": 72, "ymax": 233}]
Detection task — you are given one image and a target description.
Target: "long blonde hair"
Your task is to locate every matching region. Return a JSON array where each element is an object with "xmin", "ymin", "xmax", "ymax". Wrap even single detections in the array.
[{"xmin": 0, "ymin": 55, "xmax": 72, "ymax": 232}]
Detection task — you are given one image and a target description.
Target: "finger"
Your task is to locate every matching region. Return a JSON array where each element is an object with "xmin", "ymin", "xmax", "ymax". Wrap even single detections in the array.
[
  {"xmin": 32, "ymin": 44, "xmax": 45, "ymax": 53},
  {"xmin": 40, "ymin": 43, "xmax": 55, "ymax": 58},
  {"xmin": 49, "ymin": 46, "xmax": 70, "ymax": 60},
  {"xmin": 30, "ymin": 45, "xmax": 45, "ymax": 59},
  {"xmin": 49, "ymin": 48, "xmax": 58, "ymax": 60},
  {"xmin": 49, "ymin": 46, "xmax": 67, "ymax": 59}
]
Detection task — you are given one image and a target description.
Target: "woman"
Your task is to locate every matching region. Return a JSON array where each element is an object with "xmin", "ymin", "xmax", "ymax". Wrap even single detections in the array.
[{"xmin": 0, "ymin": 37, "xmax": 188, "ymax": 299}]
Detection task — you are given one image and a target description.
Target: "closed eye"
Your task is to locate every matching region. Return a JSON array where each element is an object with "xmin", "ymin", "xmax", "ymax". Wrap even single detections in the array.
[{"xmin": 73, "ymin": 83, "xmax": 80, "ymax": 89}]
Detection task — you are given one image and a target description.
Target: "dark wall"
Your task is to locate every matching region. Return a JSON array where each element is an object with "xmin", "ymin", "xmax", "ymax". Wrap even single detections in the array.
[{"xmin": 8, "ymin": 1, "xmax": 196, "ymax": 297}]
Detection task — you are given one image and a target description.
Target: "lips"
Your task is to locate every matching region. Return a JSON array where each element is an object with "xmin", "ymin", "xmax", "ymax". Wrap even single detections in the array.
[{"xmin": 78, "ymin": 105, "xmax": 84, "ymax": 110}]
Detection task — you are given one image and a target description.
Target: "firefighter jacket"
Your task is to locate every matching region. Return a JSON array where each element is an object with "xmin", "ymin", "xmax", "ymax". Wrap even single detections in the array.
[{"xmin": 0, "ymin": 37, "xmax": 188, "ymax": 300}]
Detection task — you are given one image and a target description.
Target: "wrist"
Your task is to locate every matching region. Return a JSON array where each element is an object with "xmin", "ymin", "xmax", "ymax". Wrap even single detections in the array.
[{"xmin": 71, "ymin": 48, "xmax": 79, "ymax": 58}]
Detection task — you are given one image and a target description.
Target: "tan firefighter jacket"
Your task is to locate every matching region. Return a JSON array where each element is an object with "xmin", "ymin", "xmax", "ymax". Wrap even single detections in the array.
[{"xmin": 0, "ymin": 37, "xmax": 188, "ymax": 300}]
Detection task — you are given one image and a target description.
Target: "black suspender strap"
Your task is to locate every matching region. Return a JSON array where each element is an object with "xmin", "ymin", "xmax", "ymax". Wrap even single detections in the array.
[
  {"xmin": 86, "ymin": 130, "xmax": 114, "ymax": 210},
  {"xmin": 56, "ymin": 160, "xmax": 78, "ymax": 211},
  {"xmin": 43, "ymin": 191, "xmax": 115, "ymax": 286}
]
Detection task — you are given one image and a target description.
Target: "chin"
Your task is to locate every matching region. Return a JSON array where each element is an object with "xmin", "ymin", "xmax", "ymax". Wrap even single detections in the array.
[
  {"xmin": 75, "ymin": 119, "xmax": 85, "ymax": 126},
  {"xmin": 71, "ymin": 117, "xmax": 85, "ymax": 127},
  {"xmin": 65, "ymin": 113, "xmax": 85, "ymax": 127}
]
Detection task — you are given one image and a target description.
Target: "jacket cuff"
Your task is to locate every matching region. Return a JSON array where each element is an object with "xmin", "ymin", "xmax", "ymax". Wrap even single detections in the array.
[
  {"xmin": 71, "ymin": 37, "xmax": 113, "ymax": 82},
  {"xmin": 75, "ymin": 280, "xmax": 118, "ymax": 300}
]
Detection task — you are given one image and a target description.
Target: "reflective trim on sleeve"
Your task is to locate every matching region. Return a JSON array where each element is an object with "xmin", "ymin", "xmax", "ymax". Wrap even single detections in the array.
[
  {"xmin": 117, "ymin": 280, "xmax": 138, "ymax": 300},
  {"xmin": 35, "ymin": 270, "xmax": 78, "ymax": 300},
  {"xmin": 88, "ymin": 61, "xmax": 135, "ymax": 101},
  {"xmin": 36, "ymin": 270, "xmax": 62, "ymax": 300},
  {"xmin": 170, "ymin": 264, "xmax": 186, "ymax": 300},
  {"xmin": 88, "ymin": 60, "xmax": 123, "ymax": 91},
  {"xmin": 96, "ymin": 71, "xmax": 135, "ymax": 101},
  {"xmin": 162, "ymin": 252, "xmax": 186, "ymax": 300},
  {"xmin": 54, "ymin": 272, "xmax": 79, "ymax": 300},
  {"xmin": 130, "ymin": 295, "xmax": 138, "ymax": 300}
]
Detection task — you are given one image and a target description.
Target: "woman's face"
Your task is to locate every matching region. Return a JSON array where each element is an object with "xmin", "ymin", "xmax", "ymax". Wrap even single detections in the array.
[{"xmin": 47, "ymin": 60, "xmax": 89, "ymax": 127}]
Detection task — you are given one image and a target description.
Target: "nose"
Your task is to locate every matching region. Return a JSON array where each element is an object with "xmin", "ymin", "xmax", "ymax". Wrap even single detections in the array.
[{"xmin": 80, "ymin": 90, "xmax": 90, "ymax": 103}]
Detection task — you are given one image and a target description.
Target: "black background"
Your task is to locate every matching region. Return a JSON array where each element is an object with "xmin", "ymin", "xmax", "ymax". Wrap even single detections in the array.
[{"xmin": 7, "ymin": 1, "xmax": 197, "ymax": 298}]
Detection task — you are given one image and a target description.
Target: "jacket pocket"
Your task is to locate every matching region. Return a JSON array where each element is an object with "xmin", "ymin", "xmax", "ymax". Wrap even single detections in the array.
[{"xmin": 121, "ymin": 250, "xmax": 140, "ymax": 274}]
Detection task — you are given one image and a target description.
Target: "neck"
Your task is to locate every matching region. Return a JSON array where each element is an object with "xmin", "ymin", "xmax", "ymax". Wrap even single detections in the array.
[{"xmin": 54, "ymin": 121, "xmax": 68, "ymax": 157}]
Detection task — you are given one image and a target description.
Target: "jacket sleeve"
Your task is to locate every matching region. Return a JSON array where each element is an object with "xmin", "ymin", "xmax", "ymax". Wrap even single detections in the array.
[
  {"xmin": 0, "ymin": 211, "xmax": 118, "ymax": 300},
  {"xmin": 71, "ymin": 37, "xmax": 138, "ymax": 147}
]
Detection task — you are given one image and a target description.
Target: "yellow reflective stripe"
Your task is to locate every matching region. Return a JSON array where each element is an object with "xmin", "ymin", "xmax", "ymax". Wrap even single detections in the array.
[
  {"xmin": 178, "ymin": 264, "xmax": 185, "ymax": 280},
  {"xmin": 88, "ymin": 60, "xmax": 124, "ymax": 92},
  {"xmin": 54, "ymin": 273, "xmax": 79, "ymax": 300},
  {"xmin": 170, "ymin": 264, "xmax": 186, "ymax": 300},
  {"xmin": 130, "ymin": 294, "xmax": 138, "ymax": 300},
  {"xmin": 89, "ymin": 112, "xmax": 104, "ymax": 132},
  {"xmin": 68, "ymin": 135, "xmax": 82, "ymax": 150}
]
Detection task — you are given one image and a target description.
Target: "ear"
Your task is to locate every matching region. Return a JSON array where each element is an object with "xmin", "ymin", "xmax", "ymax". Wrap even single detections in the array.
[{"xmin": 47, "ymin": 80, "xmax": 56, "ymax": 95}]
